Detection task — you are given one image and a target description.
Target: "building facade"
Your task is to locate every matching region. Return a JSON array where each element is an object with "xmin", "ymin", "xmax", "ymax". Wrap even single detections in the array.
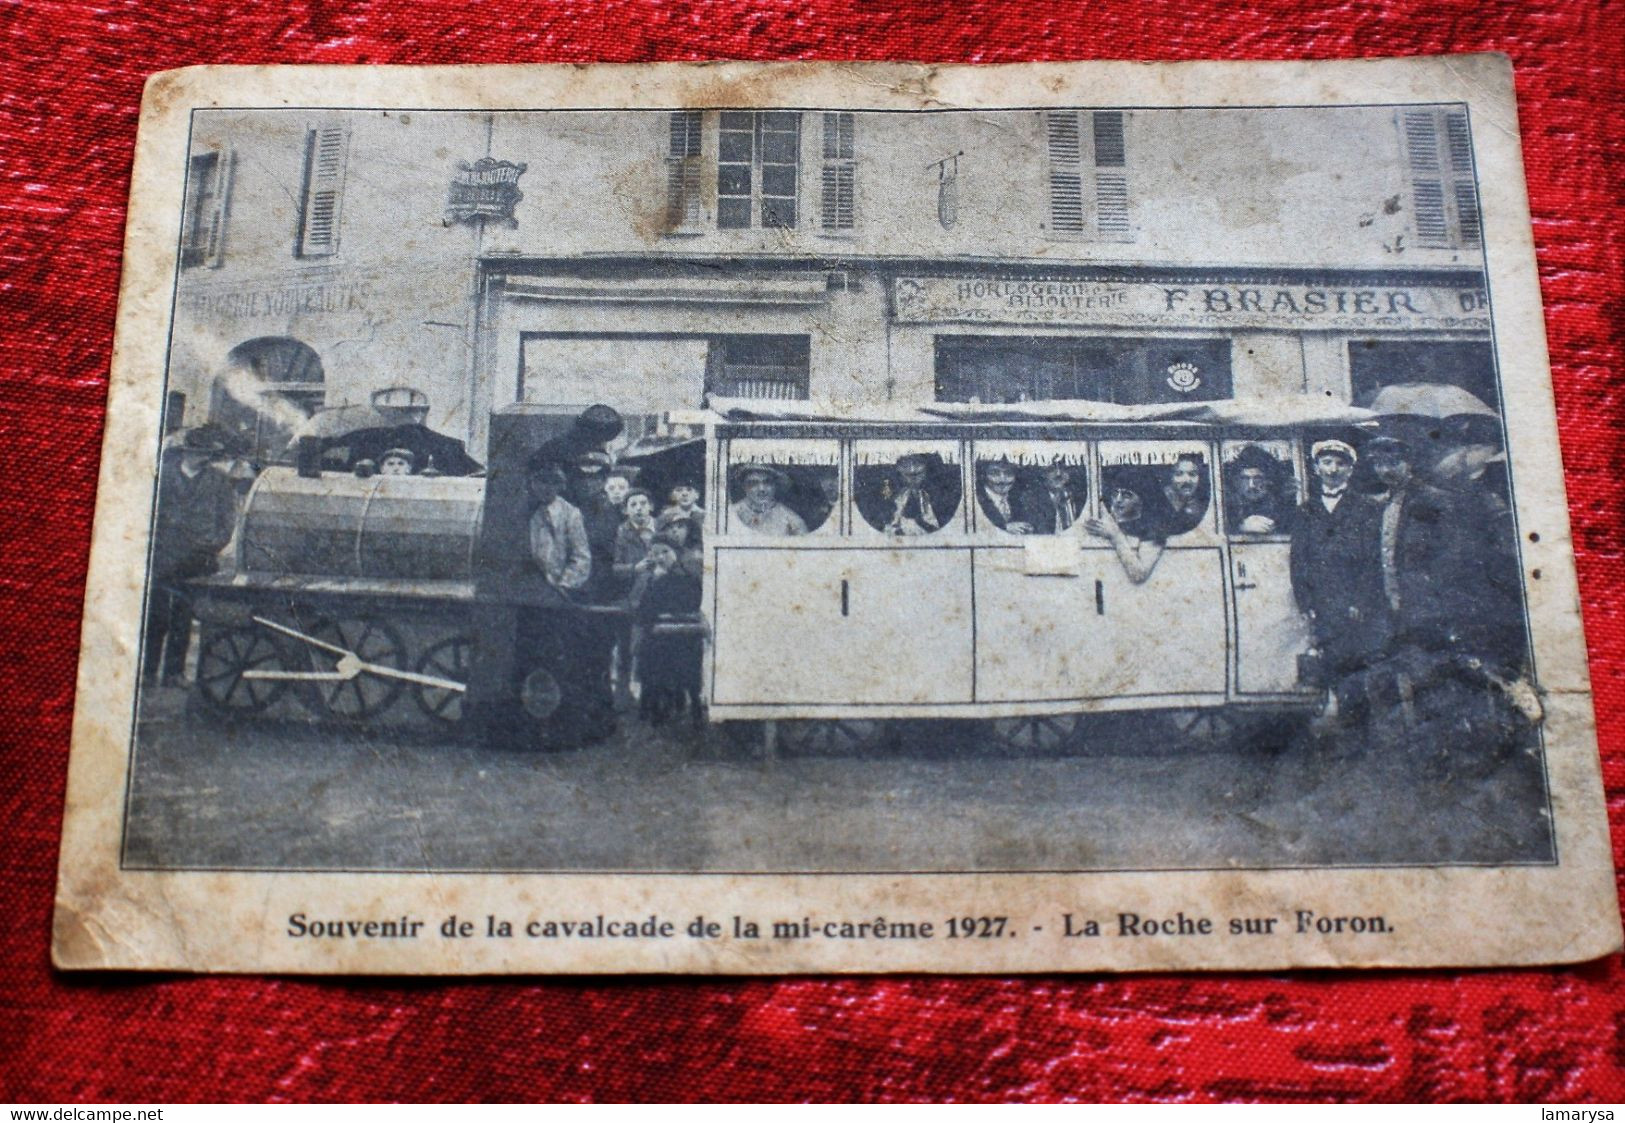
[{"xmin": 169, "ymin": 103, "xmax": 1494, "ymax": 460}]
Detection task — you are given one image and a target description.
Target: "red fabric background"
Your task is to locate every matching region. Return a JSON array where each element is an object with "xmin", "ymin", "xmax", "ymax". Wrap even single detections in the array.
[{"xmin": 2, "ymin": 0, "xmax": 1622, "ymax": 1104}]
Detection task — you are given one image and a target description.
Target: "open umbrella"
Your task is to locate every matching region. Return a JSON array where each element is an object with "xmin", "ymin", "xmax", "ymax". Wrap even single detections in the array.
[{"xmin": 1367, "ymin": 383, "xmax": 1498, "ymax": 421}]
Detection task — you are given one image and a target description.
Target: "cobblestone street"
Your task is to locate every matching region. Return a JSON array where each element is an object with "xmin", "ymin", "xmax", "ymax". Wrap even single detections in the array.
[{"xmin": 123, "ymin": 687, "xmax": 1554, "ymax": 873}]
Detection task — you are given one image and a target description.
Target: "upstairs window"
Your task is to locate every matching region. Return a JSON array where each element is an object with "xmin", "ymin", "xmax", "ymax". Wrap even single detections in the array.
[
  {"xmin": 717, "ymin": 111, "xmax": 801, "ymax": 230},
  {"xmin": 295, "ymin": 123, "xmax": 350, "ymax": 257},
  {"xmin": 1043, "ymin": 110, "xmax": 1131, "ymax": 242},
  {"xmin": 180, "ymin": 148, "xmax": 234, "ymax": 269},
  {"xmin": 819, "ymin": 112, "xmax": 856, "ymax": 232},
  {"xmin": 1401, "ymin": 107, "xmax": 1481, "ymax": 250}
]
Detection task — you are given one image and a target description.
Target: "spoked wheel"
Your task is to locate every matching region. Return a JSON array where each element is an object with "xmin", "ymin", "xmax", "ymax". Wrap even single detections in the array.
[
  {"xmin": 988, "ymin": 713, "xmax": 1081, "ymax": 755},
  {"xmin": 1165, "ymin": 708, "xmax": 1238, "ymax": 749},
  {"xmin": 775, "ymin": 720, "xmax": 887, "ymax": 756},
  {"xmin": 295, "ymin": 616, "xmax": 408, "ymax": 721},
  {"xmin": 194, "ymin": 624, "xmax": 291, "ymax": 717},
  {"xmin": 414, "ymin": 635, "xmax": 472, "ymax": 724}
]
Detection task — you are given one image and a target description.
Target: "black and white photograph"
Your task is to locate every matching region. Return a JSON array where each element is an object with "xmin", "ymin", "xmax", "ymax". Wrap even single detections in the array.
[{"xmin": 53, "ymin": 59, "xmax": 1619, "ymax": 973}]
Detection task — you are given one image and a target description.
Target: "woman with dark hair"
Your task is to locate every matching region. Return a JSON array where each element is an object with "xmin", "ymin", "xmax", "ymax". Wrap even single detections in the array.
[
  {"xmin": 1154, "ymin": 453, "xmax": 1210, "ymax": 537},
  {"xmin": 1085, "ymin": 486, "xmax": 1167, "ymax": 584}
]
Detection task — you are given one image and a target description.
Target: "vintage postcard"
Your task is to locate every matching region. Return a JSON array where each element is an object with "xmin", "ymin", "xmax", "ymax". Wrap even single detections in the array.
[{"xmin": 54, "ymin": 56, "xmax": 1620, "ymax": 973}]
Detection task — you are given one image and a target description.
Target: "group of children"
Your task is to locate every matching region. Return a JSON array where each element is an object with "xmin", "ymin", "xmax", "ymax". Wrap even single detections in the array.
[{"xmin": 591, "ymin": 469, "xmax": 706, "ymax": 727}]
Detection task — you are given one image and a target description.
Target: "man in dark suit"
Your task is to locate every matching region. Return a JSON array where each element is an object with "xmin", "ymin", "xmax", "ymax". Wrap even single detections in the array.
[
  {"xmin": 976, "ymin": 455, "xmax": 1033, "ymax": 533},
  {"xmin": 1023, "ymin": 459, "xmax": 1087, "ymax": 535},
  {"xmin": 861, "ymin": 451, "xmax": 961, "ymax": 536},
  {"xmin": 1289, "ymin": 440, "xmax": 1388, "ymax": 698},
  {"xmin": 143, "ymin": 428, "xmax": 239, "ymax": 686}
]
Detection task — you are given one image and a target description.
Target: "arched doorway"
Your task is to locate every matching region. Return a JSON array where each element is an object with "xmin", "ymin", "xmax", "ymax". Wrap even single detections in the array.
[{"xmin": 209, "ymin": 337, "xmax": 325, "ymax": 462}]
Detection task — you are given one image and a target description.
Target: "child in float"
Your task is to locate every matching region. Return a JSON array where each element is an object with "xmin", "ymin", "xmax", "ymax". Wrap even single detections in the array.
[
  {"xmin": 630, "ymin": 532, "xmax": 705, "ymax": 726},
  {"xmin": 659, "ymin": 479, "xmax": 705, "ymax": 535},
  {"xmin": 611, "ymin": 488, "xmax": 658, "ymax": 586}
]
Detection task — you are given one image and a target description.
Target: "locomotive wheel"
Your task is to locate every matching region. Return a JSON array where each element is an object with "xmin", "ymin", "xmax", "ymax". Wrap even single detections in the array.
[
  {"xmin": 988, "ymin": 714, "xmax": 1081, "ymax": 755},
  {"xmin": 776, "ymin": 719, "xmax": 885, "ymax": 756},
  {"xmin": 194, "ymin": 624, "xmax": 290, "ymax": 716},
  {"xmin": 414, "ymin": 635, "xmax": 472, "ymax": 724},
  {"xmin": 296, "ymin": 616, "xmax": 408, "ymax": 721}
]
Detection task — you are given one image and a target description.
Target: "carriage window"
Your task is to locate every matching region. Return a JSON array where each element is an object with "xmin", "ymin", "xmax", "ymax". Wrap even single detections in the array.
[
  {"xmin": 1220, "ymin": 440, "xmax": 1299, "ymax": 538},
  {"xmin": 855, "ymin": 441, "xmax": 962, "ymax": 537},
  {"xmin": 725, "ymin": 438, "xmax": 838, "ymax": 536},
  {"xmin": 1096, "ymin": 441, "xmax": 1212, "ymax": 542},
  {"xmin": 972, "ymin": 441, "xmax": 1089, "ymax": 536}
]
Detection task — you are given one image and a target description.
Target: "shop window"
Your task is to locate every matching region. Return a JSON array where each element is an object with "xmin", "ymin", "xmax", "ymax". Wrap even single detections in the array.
[
  {"xmin": 819, "ymin": 112, "xmax": 856, "ymax": 232},
  {"xmin": 934, "ymin": 335, "xmax": 1230, "ymax": 405},
  {"xmin": 1043, "ymin": 110, "xmax": 1131, "ymax": 241},
  {"xmin": 1347, "ymin": 339, "xmax": 1497, "ymax": 413},
  {"xmin": 1400, "ymin": 107, "xmax": 1481, "ymax": 251},
  {"xmin": 180, "ymin": 148, "xmax": 233, "ymax": 269},
  {"xmin": 706, "ymin": 334, "xmax": 810, "ymax": 401},
  {"xmin": 295, "ymin": 123, "xmax": 350, "ymax": 257},
  {"xmin": 209, "ymin": 337, "xmax": 325, "ymax": 463},
  {"xmin": 520, "ymin": 333, "xmax": 709, "ymax": 412}
]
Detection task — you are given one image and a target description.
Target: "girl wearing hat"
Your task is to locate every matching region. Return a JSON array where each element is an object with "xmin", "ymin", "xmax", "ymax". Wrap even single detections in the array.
[{"xmin": 730, "ymin": 463, "xmax": 807, "ymax": 536}]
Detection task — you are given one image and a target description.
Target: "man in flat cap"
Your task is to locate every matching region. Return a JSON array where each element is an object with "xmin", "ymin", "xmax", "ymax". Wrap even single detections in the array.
[{"xmin": 1290, "ymin": 438, "xmax": 1388, "ymax": 712}]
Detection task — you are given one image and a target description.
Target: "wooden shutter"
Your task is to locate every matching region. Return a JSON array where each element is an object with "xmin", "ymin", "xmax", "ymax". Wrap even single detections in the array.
[
  {"xmin": 1092, "ymin": 111, "xmax": 1129, "ymax": 239},
  {"xmin": 1402, "ymin": 110, "xmax": 1450, "ymax": 247},
  {"xmin": 1444, "ymin": 109, "xmax": 1481, "ymax": 247},
  {"xmin": 182, "ymin": 150, "xmax": 233, "ymax": 269},
  {"xmin": 1402, "ymin": 107, "xmax": 1481, "ymax": 250},
  {"xmin": 665, "ymin": 111, "xmax": 703, "ymax": 229},
  {"xmin": 820, "ymin": 112, "xmax": 855, "ymax": 231},
  {"xmin": 201, "ymin": 149, "xmax": 234, "ymax": 267},
  {"xmin": 1045, "ymin": 111, "xmax": 1085, "ymax": 234},
  {"xmin": 296, "ymin": 124, "xmax": 349, "ymax": 257}
]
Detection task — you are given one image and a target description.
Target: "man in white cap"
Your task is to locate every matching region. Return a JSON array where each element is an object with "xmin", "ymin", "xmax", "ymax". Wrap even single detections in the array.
[{"xmin": 1289, "ymin": 438, "xmax": 1388, "ymax": 716}]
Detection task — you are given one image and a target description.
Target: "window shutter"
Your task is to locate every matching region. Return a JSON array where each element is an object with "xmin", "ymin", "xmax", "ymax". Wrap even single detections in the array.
[
  {"xmin": 1091, "ymin": 111, "xmax": 1129, "ymax": 239},
  {"xmin": 1402, "ymin": 110, "xmax": 1449, "ymax": 246},
  {"xmin": 296, "ymin": 124, "xmax": 349, "ymax": 257},
  {"xmin": 1045, "ymin": 111, "xmax": 1085, "ymax": 234},
  {"xmin": 1444, "ymin": 109, "xmax": 1481, "ymax": 247},
  {"xmin": 820, "ymin": 112, "xmax": 855, "ymax": 231},
  {"xmin": 181, "ymin": 150, "xmax": 233, "ymax": 269},
  {"xmin": 666, "ymin": 111, "xmax": 703, "ymax": 229},
  {"xmin": 202, "ymin": 149, "xmax": 235, "ymax": 267}
]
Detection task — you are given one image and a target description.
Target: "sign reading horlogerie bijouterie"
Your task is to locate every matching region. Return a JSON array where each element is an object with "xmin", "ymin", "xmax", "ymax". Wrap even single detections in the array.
[
  {"xmin": 891, "ymin": 276, "xmax": 1491, "ymax": 331},
  {"xmin": 51, "ymin": 57, "xmax": 1620, "ymax": 977}
]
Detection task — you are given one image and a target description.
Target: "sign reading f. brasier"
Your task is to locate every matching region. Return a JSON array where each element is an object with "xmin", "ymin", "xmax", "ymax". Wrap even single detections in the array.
[{"xmin": 890, "ymin": 276, "xmax": 1491, "ymax": 332}]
